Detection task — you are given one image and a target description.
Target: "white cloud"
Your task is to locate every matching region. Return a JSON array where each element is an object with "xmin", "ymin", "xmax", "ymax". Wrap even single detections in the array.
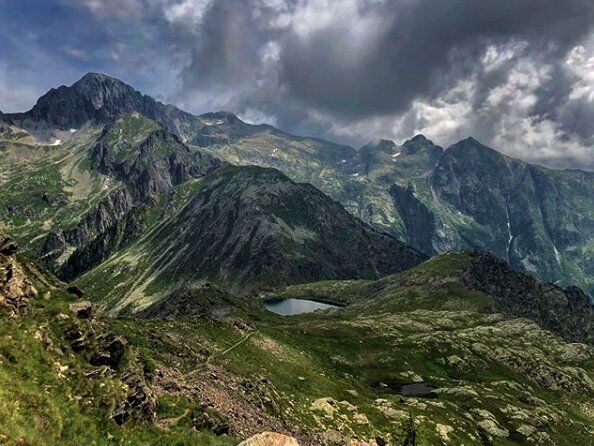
[
  {"xmin": 299, "ymin": 41, "xmax": 593, "ymax": 170},
  {"xmin": 163, "ymin": 0, "xmax": 212, "ymax": 28},
  {"xmin": 75, "ymin": 0, "xmax": 145, "ymax": 19},
  {"xmin": 566, "ymin": 44, "xmax": 594, "ymax": 103}
]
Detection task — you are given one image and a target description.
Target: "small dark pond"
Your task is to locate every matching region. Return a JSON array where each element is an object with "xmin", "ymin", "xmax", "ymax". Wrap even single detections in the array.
[
  {"xmin": 264, "ymin": 298, "xmax": 339, "ymax": 316},
  {"xmin": 373, "ymin": 380, "xmax": 437, "ymax": 398},
  {"xmin": 400, "ymin": 382, "xmax": 436, "ymax": 398}
]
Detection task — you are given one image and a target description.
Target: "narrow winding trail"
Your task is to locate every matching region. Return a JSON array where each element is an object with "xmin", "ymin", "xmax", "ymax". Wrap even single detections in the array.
[{"xmin": 206, "ymin": 332, "xmax": 255, "ymax": 365}]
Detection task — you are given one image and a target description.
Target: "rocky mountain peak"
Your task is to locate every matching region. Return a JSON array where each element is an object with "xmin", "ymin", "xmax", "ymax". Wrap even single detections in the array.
[
  {"xmin": 443, "ymin": 137, "xmax": 511, "ymax": 167},
  {"xmin": 402, "ymin": 134, "xmax": 443, "ymax": 156},
  {"xmin": 7, "ymin": 72, "xmax": 147, "ymax": 129},
  {"xmin": 7, "ymin": 73, "xmax": 196, "ymax": 135},
  {"xmin": 76, "ymin": 71, "xmax": 120, "ymax": 84},
  {"xmin": 450, "ymin": 136, "xmax": 493, "ymax": 152},
  {"xmin": 360, "ymin": 138, "xmax": 397, "ymax": 153},
  {"xmin": 405, "ymin": 134, "xmax": 430, "ymax": 144},
  {"xmin": 199, "ymin": 111, "xmax": 241, "ymax": 125}
]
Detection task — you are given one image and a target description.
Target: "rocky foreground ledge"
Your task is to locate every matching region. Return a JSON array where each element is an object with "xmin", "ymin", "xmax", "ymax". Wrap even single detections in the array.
[{"xmin": 239, "ymin": 431, "xmax": 380, "ymax": 446}]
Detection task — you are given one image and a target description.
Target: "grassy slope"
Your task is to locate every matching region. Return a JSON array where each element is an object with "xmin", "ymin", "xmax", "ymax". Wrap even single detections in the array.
[
  {"xmin": 251, "ymin": 252, "xmax": 594, "ymax": 444},
  {"xmin": 2, "ymin": 249, "xmax": 594, "ymax": 445},
  {"xmin": 0, "ymin": 253, "xmax": 236, "ymax": 446},
  {"xmin": 0, "ymin": 126, "xmax": 117, "ymax": 256}
]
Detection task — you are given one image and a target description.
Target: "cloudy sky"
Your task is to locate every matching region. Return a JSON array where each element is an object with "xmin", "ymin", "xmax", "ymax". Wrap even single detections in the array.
[{"xmin": 1, "ymin": 0, "xmax": 594, "ymax": 170}]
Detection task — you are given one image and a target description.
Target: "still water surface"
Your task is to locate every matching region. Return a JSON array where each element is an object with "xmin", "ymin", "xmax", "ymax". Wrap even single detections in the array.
[{"xmin": 264, "ymin": 298, "xmax": 339, "ymax": 316}]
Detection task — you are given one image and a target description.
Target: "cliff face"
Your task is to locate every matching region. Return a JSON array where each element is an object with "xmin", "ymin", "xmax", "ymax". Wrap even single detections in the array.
[
  {"xmin": 38, "ymin": 115, "xmax": 221, "ymax": 279},
  {"xmin": 431, "ymin": 138, "xmax": 594, "ymax": 297},
  {"xmin": 461, "ymin": 251, "xmax": 594, "ymax": 344},
  {"xmin": 0, "ymin": 237, "xmax": 39, "ymax": 318},
  {"xmin": 90, "ymin": 121, "xmax": 221, "ymax": 200},
  {"xmin": 41, "ymin": 188, "xmax": 142, "ymax": 280},
  {"xmin": 389, "ymin": 183, "xmax": 435, "ymax": 256}
]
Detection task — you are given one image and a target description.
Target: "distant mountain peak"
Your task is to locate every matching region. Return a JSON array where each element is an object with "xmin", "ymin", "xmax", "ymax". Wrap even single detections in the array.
[
  {"xmin": 7, "ymin": 72, "xmax": 195, "ymax": 134},
  {"xmin": 459, "ymin": 136, "xmax": 482, "ymax": 145},
  {"xmin": 360, "ymin": 138, "xmax": 397, "ymax": 154},
  {"xmin": 199, "ymin": 111, "xmax": 240, "ymax": 125},
  {"xmin": 370, "ymin": 137, "xmax": 396, "ymax": 146},
  {"xmin": 401, "ymin": 134, "xmax": 443, "ymax": 157},
  {"xmin": 407, "ymin": 134, "xmax": 430, "ymax": 143},
  {"xmin": 447, "ymin": 137, "xmax": 507, "ymax": 161},
  {"xmin": 70, "ymin": 72, "xmax": 133, "ymax": 95}
]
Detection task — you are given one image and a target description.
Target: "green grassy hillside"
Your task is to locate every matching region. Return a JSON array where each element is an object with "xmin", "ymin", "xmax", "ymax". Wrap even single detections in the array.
[{"xmin": 2, "ymin": 239, "xmax": 594, "ymax": 445}]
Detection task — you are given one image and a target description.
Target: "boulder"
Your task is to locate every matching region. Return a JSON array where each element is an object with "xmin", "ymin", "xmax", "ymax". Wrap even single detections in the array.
[
  {"xmin": 477, "ymin": 419, "xmax": 509, "ymax": 439},
  {"xmin": 0, "ymin": 237, "xmax": 18, "ymax": 256},
  {"xmin": 238, "ymin": 432, "xmax": 299, "ymax": 446},
  {"xmin": 90, "ymin": 335, "xmax": 127, "ymax": 368},
  {"xmin": 69, "ymin": 301, "xmax": 93, "ymax": 319}
]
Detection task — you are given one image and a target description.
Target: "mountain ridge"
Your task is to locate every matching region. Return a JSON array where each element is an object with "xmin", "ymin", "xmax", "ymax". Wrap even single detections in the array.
[
  {"xmin": 75, "ymin": 163, "xmax": 426, "ymax": 313},
  {"xmin": 2, "ymin": 72, "xmax": 593, "ymax": 298}
]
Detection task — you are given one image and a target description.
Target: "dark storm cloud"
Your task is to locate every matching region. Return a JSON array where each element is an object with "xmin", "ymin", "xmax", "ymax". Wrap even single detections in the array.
[
  {"xmin": 1, "ymin": 0, "xmax": 593, "ymax": 169},
  {"xmin": 277, "ymin": 0, "xmax": 594, "ymax": 118},
  {"xmin": 180, "ymin": 1, "xmax": 264, "ymax": 90}
]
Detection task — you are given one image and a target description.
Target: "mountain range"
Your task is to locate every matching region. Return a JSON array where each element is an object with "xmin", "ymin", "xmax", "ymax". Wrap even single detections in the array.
[{"xmin": 3, "ymin": 72, "xmax": 591, "ymax": 301}]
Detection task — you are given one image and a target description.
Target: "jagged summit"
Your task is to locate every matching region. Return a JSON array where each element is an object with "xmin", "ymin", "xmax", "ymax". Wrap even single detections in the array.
[
  {"xmin": 199, "ymin": 110, "xmax": 240, "ymax": 124},
  {"xmin": 450, "ymin": 136, "xmax": 491, "ymax": 150},
  {"xmin": 445, "ymin": 136, "xmax": 514, "ymax": 164},
  {"xmin": 7, "ymin": 72, "xmax": 196, "ymax": 134},
  {"xmin": 404, "ymin": 134, "xmax": 431, "ymax": 144},
  {"xmin": 360, "ymin": 138, "xmax": 397, "ymax": 151},
  {"xmin": 401, "ymin": 134, "xmax": 443, "ymax": 155},
  {"xmin": 75, "ymin": 72, "xmax": 120, "ymax": 84}
]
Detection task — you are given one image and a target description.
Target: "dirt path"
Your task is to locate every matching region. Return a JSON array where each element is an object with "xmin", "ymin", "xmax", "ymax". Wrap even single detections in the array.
[{"xmin": 206, "ymin": 332, "xmax": 255, "ymax": 364}]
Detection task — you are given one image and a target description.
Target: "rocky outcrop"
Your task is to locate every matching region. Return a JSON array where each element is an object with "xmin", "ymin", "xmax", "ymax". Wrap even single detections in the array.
[
  {"xmin": 390, "ymin": 184, "xmax": 435, "ymax": 255},
  {"xmin": 63, "ymin": 300, "xmax": 157, "ymax": 424},
  {"xmin": 0, "ymin": 236, "xmax": 18, "ymax": 256},
  {"xmin": 41, "ymin": 187, "xmax": 140, "ymax": 278},
  {"xmin": 135, "ymin": 283, "xmax": 239, "ymax": 320},
  {"xmin": 90, "ymin": 125, "xmax": 221, "ymax": 200},
  {"xmin": 0, "ymin": 237, "xmax": 38, "ymax": 317},
  {"xmin": 238, "ymin": 432, "xmax": 299, "ymax": 446},
  {"xmin": 462, "ymin": 250, "xmax": 594, "ymax": 344}
]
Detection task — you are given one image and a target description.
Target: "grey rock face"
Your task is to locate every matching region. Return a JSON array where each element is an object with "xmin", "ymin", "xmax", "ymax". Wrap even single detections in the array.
[
  {"xmin": 90, "ymin": 125, "xmax": 221, "ymax": 200},
  {"xmin": 462, "ymin": 250, "xmax": 594, "ymax": 344},
  {"xmin": 7, "ymin": 73, "xmax": 197, "ymax": 137},
  {"xmin": 390, "ymin": 184, "xmax": 435, "ymax": 256},
  {"xmin": 432, "ymin": 138, "xmax": 594, "ymax": 298},
  {"xmin": 41, "ymin": 123, "xmax": 221, "ymax": 280}
]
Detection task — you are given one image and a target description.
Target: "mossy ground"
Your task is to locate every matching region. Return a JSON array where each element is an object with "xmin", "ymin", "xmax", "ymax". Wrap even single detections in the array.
[
  {"xmin": 0, "ymin": 259, "xmax": 237, "ymax": 446},
  {"xmin": 2, "ymin": 250, "xmax": 594, "ymax": 445},
  {"xmin": 105, "ymin": 254, "xmax": 594, "ymax": 445}
]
